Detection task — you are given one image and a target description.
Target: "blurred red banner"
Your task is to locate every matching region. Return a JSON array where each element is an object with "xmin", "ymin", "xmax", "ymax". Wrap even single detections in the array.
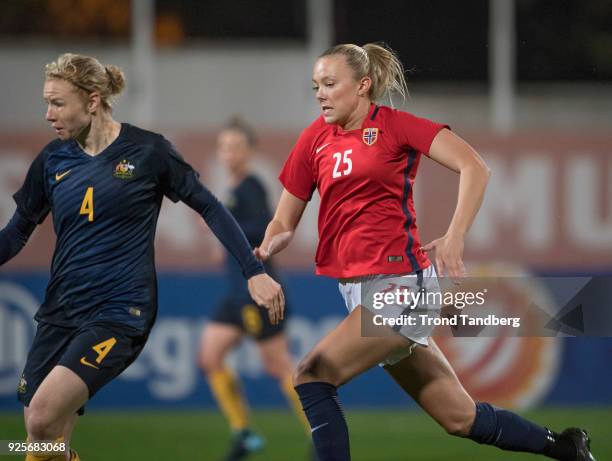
[{"xmin": 1, "ymin": 129, "xmax": 610, "ymax": 272}]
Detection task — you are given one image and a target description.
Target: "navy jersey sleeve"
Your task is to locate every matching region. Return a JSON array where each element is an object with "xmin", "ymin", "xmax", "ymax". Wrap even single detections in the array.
[
  {"xmin": 155, "ymin": 136, "xmax": 202, "ymax": 203},
  {"xmin": 155, "ymin": 137, "xmax": 265, "ymax": 279},
  {"xmin": 0, "ymin": 210, "xmax": 36, "ymax": 265},
  {"xmin": 13, "ymin": 150, "xmax": 50, "ymax": 224}
]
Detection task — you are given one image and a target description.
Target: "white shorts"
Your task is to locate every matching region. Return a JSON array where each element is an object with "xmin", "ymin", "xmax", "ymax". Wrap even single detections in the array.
[{"xmin": 338, "ymin": 265, "xmax": 441, "ymax": 366}]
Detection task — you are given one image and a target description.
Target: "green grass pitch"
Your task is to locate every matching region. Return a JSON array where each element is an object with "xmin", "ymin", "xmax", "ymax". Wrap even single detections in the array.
[{"xmin": 1, "ymin": 408, "xmax": 610, "ymax": 460}]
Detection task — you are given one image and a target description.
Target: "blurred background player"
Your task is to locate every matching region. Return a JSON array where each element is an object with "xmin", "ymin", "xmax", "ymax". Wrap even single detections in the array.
[
  {"xmin": 198, "ymin": 117, "xmax": 312, "ymax": 461},
  {"xmin": 255, "ymin": 43, "xmax": 597, "ymax": 461},
  {"xmin": 0, "ymin": 53, "xmax": 284, "ymax": 461}
]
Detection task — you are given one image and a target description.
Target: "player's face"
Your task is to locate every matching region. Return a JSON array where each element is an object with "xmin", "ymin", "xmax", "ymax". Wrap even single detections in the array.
[
  {"xmin": 43, "ymin": 79, "xmax": 91, "ymax": 141},
  {"xmin": 312, "ymin": 55, "xmax": 365, "ymax": 126},
  {"xmin": 217, "ymin": 129, "xmax": 251, "ymax": 173}
]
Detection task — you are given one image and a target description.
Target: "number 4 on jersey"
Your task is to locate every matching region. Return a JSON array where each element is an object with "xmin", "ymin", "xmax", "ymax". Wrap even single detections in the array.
[
  {"xmin": 332, "ymin": 149, "xmax": 352, "ymax": 178},
  {"xmin": 80, "ymin": 337, "xmax": 117, "ymax": 370},
  {"xmin": 92, "ymin": 337, "xmax": 117, "ymax": 364},
  {"xmin": 80, "ymin": 187, "xmax": 94, "ymax": 222}
]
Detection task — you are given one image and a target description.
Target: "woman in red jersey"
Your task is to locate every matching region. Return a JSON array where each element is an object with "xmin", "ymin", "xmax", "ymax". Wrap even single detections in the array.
[{"xmin": 254, "ymin": 43, "xmax": 595, "ymax": 461}]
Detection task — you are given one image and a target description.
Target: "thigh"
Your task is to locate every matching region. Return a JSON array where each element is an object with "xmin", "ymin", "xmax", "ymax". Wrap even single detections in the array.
[
  {"xmin": 57, "ymin": 322, "xmax": 148, "ymax": 400},
  {"xmin": 360, "ymin": 266, "xmax": 442, "ymax": 348},
  {"xmin": 384, "ymin": 339, "xmax": 475, "ymax": 427},
  {"xmin": 249, "ymin": 301, "xmax": 287, "ymax": 341},
  {"xmin": 257, "ymin": 333, "xmax": 294, "ymax": 378},
  {"xmin": 18, "ymin": 322, "xmax": 74, "ymax": 410},
  {"xmin": 199, "ymin": 322, "xmax": 243, "ymax": 367},
  {"xmin": 214, "ymin": 294, "xmax": 287, "ymax": 342},
  {"xmin": 26, "ymin": 365, "xmax": 89, "ymax": 431},
  {"xmin": 296, "ymin": 305, "xmax": 412, "ymax": 387},
  {"xmin": 338, "ymin": 267, "xmax": 441, "ymax": 367}
]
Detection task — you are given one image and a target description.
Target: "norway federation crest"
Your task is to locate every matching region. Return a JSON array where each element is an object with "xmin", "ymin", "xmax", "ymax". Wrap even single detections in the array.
[{"xmin": 362, "ymin": 127, "xmax": 379, "ymax": 146}]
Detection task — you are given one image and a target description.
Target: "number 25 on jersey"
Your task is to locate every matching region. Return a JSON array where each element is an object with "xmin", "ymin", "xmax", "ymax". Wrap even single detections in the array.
[
  {"xmin": 80, "ymin": 187, "xmax": 94, "ymax": 222},
  {"xmin": 332, "ymin": 149, "xmax": 352, "ymax": 178}
]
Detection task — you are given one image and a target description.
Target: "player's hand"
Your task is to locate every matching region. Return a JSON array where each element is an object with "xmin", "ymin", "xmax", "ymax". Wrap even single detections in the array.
[
  {"xmin": 247, "ymin": 273, "xmax": 285, "ymax": 324},
  {"xmin": 253, "ymin": 246, "xmax": 270, "ymax": 262},
  {"xmin": 422, "ymin": 233, "xmax": 466, "ymax": 283},
  {"xmin": 254, "ymin": 231, "xmax": 293, "ymax": 262}
]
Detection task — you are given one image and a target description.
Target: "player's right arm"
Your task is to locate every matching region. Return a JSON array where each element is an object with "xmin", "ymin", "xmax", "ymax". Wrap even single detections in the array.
[
  {"xmin": 255, "ymin": 189, "xmax": 306, "ymax": 261},
  {"xmin": 1, "ymin": 150, "xmax": 51, "ymax": 266},
  {"xmin": 0, "ymin": 211, "xmax": 36, "ymax": 265},
  {"xmin": 256, "ymin": 122, "xmax": 318, "ymax": 261}
]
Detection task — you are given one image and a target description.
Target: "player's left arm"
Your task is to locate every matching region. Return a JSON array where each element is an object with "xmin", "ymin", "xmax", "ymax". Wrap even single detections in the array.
[
  {"xmin": 156, "ymin": 135, "xmax": 264, "ymax": 280},
  {"xmin": 184, "ymin": 183, "xmax": 263, "ymax": 276},
  {"xmin": 422, "ymin": 128, "xmax": 491, "ymax": 280},
  {"xmin": 156, "ymin": 137, "xmax": 285, "ymax": 322}
]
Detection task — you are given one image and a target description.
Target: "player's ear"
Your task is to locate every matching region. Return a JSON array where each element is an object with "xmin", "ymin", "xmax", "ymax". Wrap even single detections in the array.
[
  {"xmin": 87, "ymin": 91, "xmax": 102, "ymax": 113},
  {"xmin": 358, "ymin": 76, "xmax": 372, "ymax": 97}
]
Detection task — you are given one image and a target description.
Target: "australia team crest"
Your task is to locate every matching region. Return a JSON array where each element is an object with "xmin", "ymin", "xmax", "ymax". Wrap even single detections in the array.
[
  {"xmin": 113, "ymin": 159, "xmax": 136, "ymax": 179},
  {"xmin": 362, "ymin": 127, "xmax": 379, "ymax": 146}
]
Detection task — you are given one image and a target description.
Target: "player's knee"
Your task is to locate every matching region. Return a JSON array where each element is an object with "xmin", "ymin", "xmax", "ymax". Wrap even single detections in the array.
[
  {"xmin": 440, "ymin": 407, "xmax": 476, "ymax": 437},
  {"xmin": 262, "ymin": 357, "xmax": 286, "ymax": 380},
  {"xmin": 199, "ymin": 350, "xmax": 224, "ymax": 373},
  {"xmin": 293, "ymin": 356, "xmax": 316, "ymax": 385},
  {"xmin": 261, "ymin": 348, "xmax": 293, "ymax": 380},
  {"xmin": 25, "ymin": 407, "xmax": 61, "ymax": 441},
  {"xmin": 293, "ymin": 354, "xmax": 339, "ymax": 386}
]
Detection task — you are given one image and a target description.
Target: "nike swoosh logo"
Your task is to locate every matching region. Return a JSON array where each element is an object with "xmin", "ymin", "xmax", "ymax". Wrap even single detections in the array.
[
  {"xmin": 315, "ymin": 143, "xmax": 331, "ymax": 154},
  {"xmin": 55, "ymin": 170, "xmax": 72, "ymax": 181},
  {"xmin": 80, "ymin": 357, "xmax": 99, "ymax": 369},
  {"xmin": 311, "ymin": 422, "xmax": 329, "ymax": 433}
]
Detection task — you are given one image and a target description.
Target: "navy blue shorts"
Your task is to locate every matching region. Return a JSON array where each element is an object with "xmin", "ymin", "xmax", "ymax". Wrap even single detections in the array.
[
  {"xmin": 210, "ymin": 295, "xmax": 286, "ymax": 341},
  {"xmin": 17, "ymin": 321, "xmax": 148, "ymax": 414}
]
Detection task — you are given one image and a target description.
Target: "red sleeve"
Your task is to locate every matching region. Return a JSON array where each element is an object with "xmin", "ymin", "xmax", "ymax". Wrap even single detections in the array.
[
  {"xmin": 391, "ymin": 110, "xmax": 449, "ymax": 156},
  {"xmin": 278, "ymin": 125, "xmax": 318, "ymax": 202}
]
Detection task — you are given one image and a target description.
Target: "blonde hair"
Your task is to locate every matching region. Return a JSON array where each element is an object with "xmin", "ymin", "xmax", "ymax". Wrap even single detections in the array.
[
  {"xmin": 320, "ymin": 43, "xmax": 408, "ymax": 104},
  {"xmin": 45, "ymin": 53, "xmax": 126, "ymax": 109}
]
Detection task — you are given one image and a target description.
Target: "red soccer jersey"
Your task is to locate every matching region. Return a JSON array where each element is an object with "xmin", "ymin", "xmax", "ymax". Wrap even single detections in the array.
[{"xmin": 279, "ymin": 103, "xmax": 448, "ymax": 278}]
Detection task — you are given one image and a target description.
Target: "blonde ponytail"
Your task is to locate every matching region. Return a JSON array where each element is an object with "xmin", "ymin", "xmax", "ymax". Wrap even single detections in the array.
[{"xmin": 320, "ymin": 42, "xmax": 408, "ymax": 104}]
